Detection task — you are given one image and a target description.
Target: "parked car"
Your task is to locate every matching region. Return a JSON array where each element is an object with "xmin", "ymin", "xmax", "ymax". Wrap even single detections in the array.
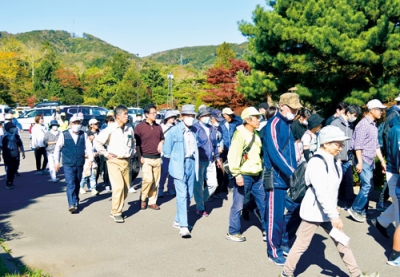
[
  {"xmin": 62, "ymin": 105, "xmax": 108, "ymax": 127},
  {"xmin": 127, "ymin": 107, "xmax": 144, "ymax": 122},
  {"xmin": 34, "ymin": 101, "xmax": 61, "ymax": 108},
  {"xmin": 17, "ymin": 108, "xmax": 57, "ymax": 130},
  {"xmin": 0, "ymin": 104, "xmax": 11, "ymax": 121}
]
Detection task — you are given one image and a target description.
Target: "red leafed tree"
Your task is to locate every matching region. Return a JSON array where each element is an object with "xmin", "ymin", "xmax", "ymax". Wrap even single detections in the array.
[
  {"xmin": 27, "ymin": 95, "xmax": 37, "ymax": 108},
  {"xmin": 202, "ymin": 59, "xmax": 251, "ymax": 112},
  {"xmin": 55, "ymin": 69, "xmax": 82, "ymax": 89}
]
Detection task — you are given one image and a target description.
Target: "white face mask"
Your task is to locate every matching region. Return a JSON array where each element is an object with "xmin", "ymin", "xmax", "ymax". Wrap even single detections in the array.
[
  {"xmin": 213, "ymin": 122, "xmax": 220, "ymax": 128},
  {"xmin": 302, "ymin": 120, "xmax": 308, "ymax": 126},
  {"xmin": 201, "ymin": 116, "xmax": 210, "ymax": 125},
  {"xmin": 71, "ymin": 125, "xmax": 81, "ymax": 133},
  {"xmin": 183, "ymin": 117, "xmax": 194, "ymax": 127},
  {"xmin": 348, "ymin": 115, "xmax": 356, "ymax": 123},
  {"xmin": 286, "ymin": 113, "xmax": 296, "ymax": 121},
  {"xmin": 52, "ymin": 126, "xmax": 58, "ymax": 131}
]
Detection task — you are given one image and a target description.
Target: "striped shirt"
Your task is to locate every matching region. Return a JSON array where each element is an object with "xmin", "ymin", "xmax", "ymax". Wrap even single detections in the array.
[{"xmin": 351, "ymin": 116, "xmax": 379, "ymax": 165}]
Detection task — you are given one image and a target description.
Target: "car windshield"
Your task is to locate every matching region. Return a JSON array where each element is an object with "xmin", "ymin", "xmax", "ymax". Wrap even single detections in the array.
[{"xmin": 128, "ymin": 108, "xmax": 144, "ymax": 115}]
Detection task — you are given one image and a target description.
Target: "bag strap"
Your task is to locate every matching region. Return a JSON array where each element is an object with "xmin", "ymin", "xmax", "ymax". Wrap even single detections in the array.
[
  {"xmin": 243, "ymin": 133, "xmax": 256, "ymax": 154},
  {"xmin": 311, "ymin": 154, "xmax": 339, "ymax": 178}
]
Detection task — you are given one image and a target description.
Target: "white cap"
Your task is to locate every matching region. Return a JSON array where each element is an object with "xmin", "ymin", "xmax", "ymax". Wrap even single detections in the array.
[
  {"xmin": 88, "ymin": 118, "xmax": 99, "ymax": 125},
  {"xmin": 318, "ymin": 126, "xmax": 350, "ymax": 145},
  {"xmin": 4, "ymin": 113, "xmax": 13, "ymax": 120},
  {"xmin": 367, "ymin": 99, "xmax": 386, "ymax": 109},
  {"xmin": 395, "ymin": 94, "xmax": 400, "ymax": 101},
  {"xmin": 222, "ymin": 107, "xmax": 234, "ymax": 115},
  {"xmin": 69, "ymin": 114, "xmax": 81, "ymax": 123}
]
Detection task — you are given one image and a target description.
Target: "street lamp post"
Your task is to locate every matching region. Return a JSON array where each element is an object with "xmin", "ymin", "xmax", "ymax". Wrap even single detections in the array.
[
  {"xmin": 136, "ymin": 54, "xmax": 139, "ymax": 107},
  {"xmin": 167, "ymin": 72, "xmax": 174, "ymax": 109}
]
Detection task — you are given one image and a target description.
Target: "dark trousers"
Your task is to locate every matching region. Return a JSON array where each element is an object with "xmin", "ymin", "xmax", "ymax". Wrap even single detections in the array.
[
  {"xmin": 64, "ymin": 165, "xmax": 83, "ymax": 206},
  {"xmin": 5, "ymin": 157, "xmax": 19, "ymax": 185},
  {"xmin": 34, "ymin": 147, "xmax": 48, "ymax": 171}
]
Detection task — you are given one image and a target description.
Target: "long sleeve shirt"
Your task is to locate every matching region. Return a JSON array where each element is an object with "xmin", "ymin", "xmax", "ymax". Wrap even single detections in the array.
[
  {"xmin": 31, "ymin": 124, "xmax": 47, "ymax": 148},
  {"xmin": 95, "ymin": 123, "xmax": 135, "ymax": 159},
  {"xmin": 351, "ymin": 116, "xmax": 379, "ymax": 165},
  {"xmin": 228, "ymin": 125, "xmax": 262, "ymax": 177}
]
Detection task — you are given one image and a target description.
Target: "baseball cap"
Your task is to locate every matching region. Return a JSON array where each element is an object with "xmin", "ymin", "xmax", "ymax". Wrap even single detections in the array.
[
  {"xmin": 367, "ymin": 99, "xmax": 386, "ymax": 109},
  {"xmin": 279, "ymin": 93, "xmax": 303, "ymax": 109},
  {"xmin": 258, "ymin": 102, "xmax": 269, "ymax": 110},
  {"xmin": 69, "ymin": 114, "xmax": 81, "ymax": 123},
  {"xmin": 241, "ymin": 107, "xmax": 262, "ymax": 120},
  {"xmin": 89, "ymin": 118, "xmax": 99, "ymax": 125},
  {"xmin": 318, "ymin": 126, "xmax": 350, "ymax": 145},
  {"xmin": 4, "ymin": 113, "xmax": 13, "ymax": 120},
  {"xmin": 211, "ymin": 109, "xmax": 224, "ymax": 122},
  {"xmin": 222, "ymin": 107, "xmax": 234, "ymax": 115}
]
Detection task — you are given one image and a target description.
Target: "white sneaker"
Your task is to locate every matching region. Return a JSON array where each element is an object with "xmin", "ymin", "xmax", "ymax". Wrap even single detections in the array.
[
  {"xmin": 173, "ymin": 221, "xmax": 180, "ymax": 229},
  {"xmin": 80, "ymin": 188, "xmax": 87, "ymax": 194},
  {"xmin": 179, "ymin": 227, "xmax": 191, "ymax": 238},
  {"xmin": 129, "ymin": 187, "xmax": 137, "ymax": 193},
  {"xmin": 91, "ymin": 189, "xmax": 99, "ymax": 196},
  {"xmin": 105, "ymin": 186, "xmax": 111, "ymax": 192}
]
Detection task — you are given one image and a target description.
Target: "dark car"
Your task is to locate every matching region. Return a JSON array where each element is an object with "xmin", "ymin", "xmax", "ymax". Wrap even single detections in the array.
[{"xmin": 62, "ymin": 105, "xmax": 108, "ymax": 127}]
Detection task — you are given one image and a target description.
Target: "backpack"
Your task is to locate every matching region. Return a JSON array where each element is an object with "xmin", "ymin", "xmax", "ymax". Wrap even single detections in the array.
[{"xmin": 288, "ymin": 154, "xmax": 328, "ymax": 203}]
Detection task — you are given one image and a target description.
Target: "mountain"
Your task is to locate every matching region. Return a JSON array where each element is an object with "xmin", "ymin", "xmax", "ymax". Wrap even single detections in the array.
[
  {"xmin": 0, "ymin": 30, "xmax": 136, "ymax": 70},
  {"xmin": 0, "ymin": 30, "xmax": 249, "ymax": 70},
  {"xmin": 145, "ymin": 43, "xmax": 249, "ymax": 69}
]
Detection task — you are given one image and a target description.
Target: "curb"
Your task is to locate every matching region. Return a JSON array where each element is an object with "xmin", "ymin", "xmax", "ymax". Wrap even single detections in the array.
[{"xmin": 0, "ymin": 243, "xmax": 20, "ymax": 275}]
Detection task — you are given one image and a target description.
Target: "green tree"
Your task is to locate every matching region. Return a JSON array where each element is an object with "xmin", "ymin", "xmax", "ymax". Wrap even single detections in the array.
[
  {"xmin": 237, "ymin": 69, "xmax": 277, "ymax": 104},
  {"xmin": 214, "ymin": 42, "xmax": 235, "ymax": 68},
  {"xmin": 239, "ymin": 0, "xmax": 400, "ymax": 112}
]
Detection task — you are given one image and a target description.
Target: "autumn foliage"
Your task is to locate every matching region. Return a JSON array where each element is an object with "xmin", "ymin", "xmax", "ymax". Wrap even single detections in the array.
[{"xmin": 202, "ymin": 59, "xmax": 251, "ymax": 112}]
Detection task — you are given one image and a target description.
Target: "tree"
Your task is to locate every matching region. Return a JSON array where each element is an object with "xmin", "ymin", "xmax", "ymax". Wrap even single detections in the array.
[
  {"xmin": 203, "ymin": 59, "xmax": 251, "ymax": 111},
  {"xmin": 239, "ymin": 0, "xmax": 400, "ymax": 113},
  {"xmin": 237, "ymin": 69, "xmax": 277, "ymax": 104},
  {"xmin": 214, "ymin": 42, "xmax": 235, "ymax": 68},
  {"xmin": 54, "ymin": 69, "xmax": 84, "ymax": 104}
]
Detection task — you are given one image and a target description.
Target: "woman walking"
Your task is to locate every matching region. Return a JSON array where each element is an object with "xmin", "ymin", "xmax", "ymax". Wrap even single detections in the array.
[
  {"xmin": 31, "ymin": 114, "xmax": 48, "ymax": 174},
  {"xmin": 44, "ymin": 120, "xmax": 61, "ymax": 182}
]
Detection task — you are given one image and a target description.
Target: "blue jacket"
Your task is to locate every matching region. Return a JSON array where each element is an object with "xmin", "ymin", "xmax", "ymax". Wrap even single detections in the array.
[
  {"xmin": 386, "ymin": 116, "xmax": 400, "ymax": 174},
  {"xmin": 218, "ymin": 115, "xmax": 242, "ymax": 150},
  {"xmin": 163, "ymin": 121, "xmax": 199, "ymax": 181},
  {"xmin": 192, "ymin": 121, "xmax": 219, "ymax": 162},
  {"xmin": 263, "ymin": 112, "xmax": 297, "ymax": 189}
]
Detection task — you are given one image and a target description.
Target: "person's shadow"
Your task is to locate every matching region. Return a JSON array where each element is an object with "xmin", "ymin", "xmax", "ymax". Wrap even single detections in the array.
[{"xmin": 294, "ymin": 234, "xmax": 349, "ymax": 277}]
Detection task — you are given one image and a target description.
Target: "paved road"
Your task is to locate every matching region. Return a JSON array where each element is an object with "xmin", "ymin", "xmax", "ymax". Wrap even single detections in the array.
[{"xmin": 0, "ymin": 132, "xmax": 398, "ymax": 276}]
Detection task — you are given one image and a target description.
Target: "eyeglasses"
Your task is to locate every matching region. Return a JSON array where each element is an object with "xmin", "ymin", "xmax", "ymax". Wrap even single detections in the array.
[
  {"xmin": 332, "ymin": 141, "xmax": 345, "ymax": 148},
  {"xmin": 148, "ymin": 112, "xmax": 157, "ymax": 115}
]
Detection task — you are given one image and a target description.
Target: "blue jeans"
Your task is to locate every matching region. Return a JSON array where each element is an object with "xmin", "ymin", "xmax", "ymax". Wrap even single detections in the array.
[
  {"xmin": 228, "ymin": 174, "xmax": 266, "ymax": 235},
  {"xmin": 64, "ymin": 165, "xmax": 83, "ymax": 206},
  {"xmin": 158, "ymin": 156, "xmax": 175, "ymax": 195},
  {"xmin": 352, "ymin": 161, "xmax": 374, "ymax": 214},
  {"xmin": 80, "ymin": 168, "xmax": 97, "ymax": 190},
  {"xmin": 174, "ymin": 157, "xmax": 195, "ymax": 227}
]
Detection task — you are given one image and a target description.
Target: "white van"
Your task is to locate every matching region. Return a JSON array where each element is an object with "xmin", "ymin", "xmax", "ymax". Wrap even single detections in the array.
[{"xmin": 0, "ymin": 104, "xmax": 11, "ymax": 121}]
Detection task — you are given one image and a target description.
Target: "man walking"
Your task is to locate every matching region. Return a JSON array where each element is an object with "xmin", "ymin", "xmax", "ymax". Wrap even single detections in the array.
[
  {"xmin": 135, "ymin": 104, "xmax": 164, "ymax": 210},
  {"xmin": 95, "ymin": 105, "xmax": 135, "ymax": 223},
  {"xmin": 331, "ymin": 104, "xmax": 362, "ymax": 209},
  {"xmin": 348, "ymin": 99, "xmax": 387, "ymax": 222},
  {"xmin": 226, "ymin": 107, "xmax": 265, "ymax": 242},
  {"xmin": 263, "ymin": 92, "xmax": 303, "ymax": 265},
  {"xmin": 192, "ymin": 107, "xmax": 221, "ymax": 217},
  {"xmin": 54, "ymin": 114, "xmax": 93, "ymax": 213},
  {"xmin": 163, "ymin": 104, "xmax": 198, "ymax": 238}
]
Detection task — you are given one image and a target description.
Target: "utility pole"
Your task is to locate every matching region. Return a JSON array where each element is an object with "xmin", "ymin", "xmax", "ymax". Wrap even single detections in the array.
[{"xmin": 136, "ymin": 54, "xmax": 139, "ymax": 107}]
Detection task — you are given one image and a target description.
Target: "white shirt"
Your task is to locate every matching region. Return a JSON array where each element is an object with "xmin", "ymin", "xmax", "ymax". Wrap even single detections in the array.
[{"xmin": 31, "ymin": 124, "xmax": 47, "ymax": 148}]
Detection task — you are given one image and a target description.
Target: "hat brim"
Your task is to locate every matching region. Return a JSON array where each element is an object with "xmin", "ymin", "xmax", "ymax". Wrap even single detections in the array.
[
  {"xmin": 181, "ymin": 112, "xmax": 196, "ymax": 115},
  {"xmin": 287, "ymin": 103, "xmax": 303, "ymax": 110},
  {"xmin": 320, "ymin": 135, "xmax": 350, "ymax": 144}
]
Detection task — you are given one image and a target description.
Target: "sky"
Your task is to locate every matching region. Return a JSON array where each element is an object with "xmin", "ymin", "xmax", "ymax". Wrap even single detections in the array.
[{"xmin": 1, "ymin": 0, "xmax": 269, "ymax": 57}]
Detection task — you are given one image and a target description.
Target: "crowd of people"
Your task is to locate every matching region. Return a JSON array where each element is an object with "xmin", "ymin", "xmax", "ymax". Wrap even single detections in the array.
[{"xmin": 2, "ymin": 92, "xmax": 400, "ymax": 276}]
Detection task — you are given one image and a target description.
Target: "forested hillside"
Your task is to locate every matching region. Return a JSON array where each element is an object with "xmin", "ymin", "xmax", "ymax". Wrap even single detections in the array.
[{"xmin": 145, "ymin": 43, "xmax": 248, "ymax": 69}]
